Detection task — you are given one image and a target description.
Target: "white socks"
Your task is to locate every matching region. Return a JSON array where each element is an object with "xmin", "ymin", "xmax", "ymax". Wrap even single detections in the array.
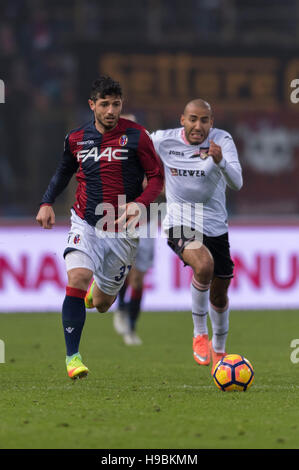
[
  {"xmin": 191, "ymin": 278, "xmax": 210, "ymax": 337},
  {"xmin": 209, "ymin": 302, "xmax": 229, "ymax": 353},
  {"xmin": 191, "ymin": 276, "xmax": 230, "ymax": 352}
]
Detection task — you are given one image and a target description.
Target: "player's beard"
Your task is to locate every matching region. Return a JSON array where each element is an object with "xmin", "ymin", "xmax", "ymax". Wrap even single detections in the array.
[{"xmin": 96, "ymin": 113, "xmax": 119, "ymax": 131}]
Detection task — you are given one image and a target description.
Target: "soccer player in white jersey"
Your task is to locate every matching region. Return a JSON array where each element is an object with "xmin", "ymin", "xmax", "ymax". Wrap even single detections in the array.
[{"xmin": 151, "ymin": 99, "xmax": 243, "ymax": 374}]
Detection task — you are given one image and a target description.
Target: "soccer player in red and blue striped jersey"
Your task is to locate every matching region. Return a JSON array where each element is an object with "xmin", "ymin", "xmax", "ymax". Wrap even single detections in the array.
[{"xmin": 36, "ymin": 76, "xmax": 164, "ymax": 379}]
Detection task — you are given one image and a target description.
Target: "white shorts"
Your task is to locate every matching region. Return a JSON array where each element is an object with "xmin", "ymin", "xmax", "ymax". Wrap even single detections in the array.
[
  {"xmin": 134, "ymin": 236, "xmax": 155, "ymax": 273},
  {"xmin": 64, "ymin": 210, "xmax": 139, "ymax": 296}
]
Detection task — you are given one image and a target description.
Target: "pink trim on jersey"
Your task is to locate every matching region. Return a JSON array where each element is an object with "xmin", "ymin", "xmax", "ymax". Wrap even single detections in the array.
[{"xmin": 181, "ymin": 128, "xmax": 190, "ymax": 145}]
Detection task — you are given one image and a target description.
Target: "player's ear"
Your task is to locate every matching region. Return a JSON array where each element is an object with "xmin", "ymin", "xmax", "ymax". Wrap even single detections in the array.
[
  {"xmin": 88, "ymin": 99, "xmax": 95, "ymax": 111},
  {"xmin": 180, "ymin": 114, "xmax": 185, "ymax": 126}
]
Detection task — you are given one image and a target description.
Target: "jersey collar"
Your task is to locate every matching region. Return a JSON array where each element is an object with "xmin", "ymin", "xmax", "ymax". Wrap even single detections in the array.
[{"xmin": 181, "ymin": 128, "xmax": 190, "ymax": 145}]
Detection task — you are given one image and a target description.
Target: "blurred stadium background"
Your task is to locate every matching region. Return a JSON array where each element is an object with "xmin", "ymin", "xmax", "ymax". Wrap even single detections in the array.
[{"xmin": 1, "ymin": 0, "xmax": 299, "ymax": 312}]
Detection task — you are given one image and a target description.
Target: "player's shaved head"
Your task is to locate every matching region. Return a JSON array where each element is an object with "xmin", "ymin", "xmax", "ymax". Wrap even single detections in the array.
[{"xmin": 183, "ymin": 99, "xmax": 212, "ymax": 116}]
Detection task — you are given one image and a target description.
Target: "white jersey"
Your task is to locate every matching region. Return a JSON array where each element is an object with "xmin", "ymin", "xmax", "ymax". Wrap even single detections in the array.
[{"xmin": 151, "ymin": 127, "xmax": 242, "ymax": 237}]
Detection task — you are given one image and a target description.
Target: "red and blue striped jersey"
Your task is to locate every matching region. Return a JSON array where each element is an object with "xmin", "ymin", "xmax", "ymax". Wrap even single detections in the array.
[{"xmin": 40, "ymin": 118, "xmax": 164, "ymax": 226}]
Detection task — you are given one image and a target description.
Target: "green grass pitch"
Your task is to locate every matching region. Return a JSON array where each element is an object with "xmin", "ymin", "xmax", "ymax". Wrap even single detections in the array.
[{"xmin": 0, "ymin": 310, "xmax": 299, "ymax": 449}]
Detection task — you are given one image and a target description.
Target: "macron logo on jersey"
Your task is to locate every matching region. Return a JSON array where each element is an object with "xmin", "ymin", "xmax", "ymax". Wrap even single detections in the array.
[
  {"xmin": 77, "ymin": 146, "xmax": 129, "ymax": 162},
  {"xmin": 77, "ymin": 140, "xmax": 95, "ymax": 145}
]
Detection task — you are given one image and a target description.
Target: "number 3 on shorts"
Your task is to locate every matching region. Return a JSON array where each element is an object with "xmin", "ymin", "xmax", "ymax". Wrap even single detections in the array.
[{"xmin": 115, "ymin": 264, "xmax": 132, "ymax": 282}]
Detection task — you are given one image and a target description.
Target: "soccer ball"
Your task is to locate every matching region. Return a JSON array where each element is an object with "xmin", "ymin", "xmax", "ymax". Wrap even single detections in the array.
[{"xmin": 212, "ymin": 354, "xmax": 254, "ymax": 391}]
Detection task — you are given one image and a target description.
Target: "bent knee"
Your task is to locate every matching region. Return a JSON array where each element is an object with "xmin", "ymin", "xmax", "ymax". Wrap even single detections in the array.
[
  {"xmin": 193, "ymin": 257, "xmax": 214, "ymax": 281},
  {"xmin": 94, "ymin": 301, "xmax": 111, "ymax": 313}
]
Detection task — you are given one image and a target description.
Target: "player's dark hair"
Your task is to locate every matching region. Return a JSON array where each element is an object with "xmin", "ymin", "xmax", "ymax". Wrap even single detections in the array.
[{"xmin": 90, "ymin": 76, "xmax": 122, "ymax": 101}]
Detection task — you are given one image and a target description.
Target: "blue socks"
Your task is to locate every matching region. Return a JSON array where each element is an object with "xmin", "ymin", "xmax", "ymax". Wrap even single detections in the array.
[{"xmin": 62, "ymin": 287, "xmax": 87, "ymax": 357}]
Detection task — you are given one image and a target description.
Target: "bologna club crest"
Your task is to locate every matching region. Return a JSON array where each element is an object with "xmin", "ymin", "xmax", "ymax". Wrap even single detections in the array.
[
  {"xmin": 73, "ymin": 234, "xmax": 81, "ymax": 245},
  {"xmin": 119, "ymin": 135, "xmax": 128, "ymax": 146}
]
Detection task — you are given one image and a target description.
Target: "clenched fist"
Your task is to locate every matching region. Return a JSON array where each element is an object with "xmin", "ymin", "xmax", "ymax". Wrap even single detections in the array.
[{"xmin": 208, "ymin": 140, "xmax": 223, "ymax": 165}]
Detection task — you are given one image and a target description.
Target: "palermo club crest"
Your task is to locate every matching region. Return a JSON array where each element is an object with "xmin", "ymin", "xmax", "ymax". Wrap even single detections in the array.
[
  {"xmin": 119, "ymin": 135, "xmax": 128, "ymax": 147},
  {"xmin": 199, "ymin": 150, "xmax": 209, "ymax": 160},
  {"xmin": 191, "ymin": 148, "xmax": 209, "ymax": 160}
]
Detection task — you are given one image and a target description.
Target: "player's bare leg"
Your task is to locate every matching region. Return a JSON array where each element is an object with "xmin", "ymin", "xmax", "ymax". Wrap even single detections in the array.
[
  {"xmin": 129, "ymin": 266, "xmax": 145, "ymax": 291},
  {"xmin": 210, "ymin": 277, "xmax": 230, "ymax": 309},
  {"xmin": 182, "ymin": 241, "xmax": 214, "ymax": 285},
  {"xmin": 181, "ymin": 242, "xmax": 214, "ymax": 366},
  {"xmin": 209, "ymin": 277, "xmax": 231, "ymax": 373},
  {"xmin": 91, "ymin": 282, "xmax": 116, "ymax": 313},
  {"xmin": 68, "ymin": 267, "xmax": 93, "ymax": 291}
]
